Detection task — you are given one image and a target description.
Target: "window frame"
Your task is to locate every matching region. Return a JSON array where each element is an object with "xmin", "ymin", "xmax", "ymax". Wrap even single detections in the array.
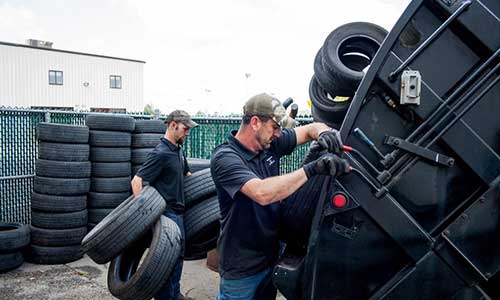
[
  {"xmin": 110, "ymin": 75, "xmax": 122, "ymax": 89},
  {"xmin": 48, "ymin": 70, "xmax": 63, "ymax": 85}
]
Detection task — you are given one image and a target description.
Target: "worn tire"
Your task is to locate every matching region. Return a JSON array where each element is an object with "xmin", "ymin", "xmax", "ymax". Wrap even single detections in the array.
[
  {"xmin": 30, "ymin": 225, "xmax": 87, "ymax": 246},
  {"xmin": 0, "ymin": 252, "xmax": 24, "ymax": 273},
  {"xmin": 91, "ymin": 162, "xmax": 131, "ymax": 178},
  {"xmin": 187, "ymin": 158, "xmax": 211, "ymax": 173},
  {"xmin": 31, "ymin": 192, "xmax": 87, "ymax": 212},
  {"xmin": 131, "ymin": 148, "xmax": 154, "ymax": 165},
  {"xmin": 107, "ymin": 216, "xmax": 182, "ymax": 300},
  {"xmin": 184, "ymin": 168, "xmax": 216, "ymax": 208},
  {"xmin": 89, "ymin": 130, "xmax": 131, "ymax": 147},
  {"xmin": 26, "ymin": 244, "xmax": 82, "ymax": 265},
  {"xmin": 34, "ymin": 176, "xmax": 90, "ymax": 196},
  {"xmin": 85, "ymin": 115, "xmax": 135, "ymax": 132},
  {"xmin": 90, "ymin": 147, "xmax": 131, "ymax": 162},
  {"xmin": 90, "ymin": 177, "xmax": 131, "ymax": 193},
  {"xmin": 309, "ymin": 75, "xmax": 349, "ymax": 128},
  {"xmin": 35, "ymin": 159, "xmax": 91, "ymax": 178},
  {"xmin": 31, "ymin": 210, "xmax": 88, "ymax": 229},
  {"xmin": 87, "ymin": 192, "xmax": 130, "ymax": 208},
  {"xmin": 0, "ymin": 222, "xmax": 30, "ymax": 251},
  {"xmin": 185, "ymin": 196, "xmax": 220, "ymax": 256},
  {"xmin": 133, "ymin": 120, "xmax": 166, "ymax": 133},
  {"xmin": 81, "ymin": 186, "xmax": 166, "ymax": 264},
  {"xmin": 37, "ymin": 123, "xmax": 89, "ymax": 144},
  {"xmin": 314, "ymin": 47, "xmax": 337, "ymax": 96},
  {"xmin": 88, "ymin": 209, "xmax": 114, "ymax": 224},
  {"xmin": 38, "ymin": 142, "xmax": 89, "ymax": 162},
  {"xmin": 131, "ymin": 133, "xmax": 163, "ymax": 148}
]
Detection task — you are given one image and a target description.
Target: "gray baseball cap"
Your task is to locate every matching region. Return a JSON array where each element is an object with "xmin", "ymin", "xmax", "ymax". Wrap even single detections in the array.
[
  {"xmin": 165, "ymin": 110, "xmax": 198, "ymax": 128},
  {"xmin": 243, "ymin": 93, "xmax": 286, "ymax": 126}
]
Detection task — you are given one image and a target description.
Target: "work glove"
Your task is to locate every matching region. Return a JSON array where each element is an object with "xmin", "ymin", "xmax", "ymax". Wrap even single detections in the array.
[
  {"xmin": 303, "ymin": 153, "xmax": 350, "ymax": 179},
  {"xmin": 317, "ymin": 130, "xmax": 343, "ymax": 155},
  {"xmin": 301, "ymin": 141, "xmax": 327, "ymax": 166}
]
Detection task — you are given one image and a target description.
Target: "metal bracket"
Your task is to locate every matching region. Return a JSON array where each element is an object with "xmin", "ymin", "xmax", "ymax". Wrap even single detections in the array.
[
  {"xmin": 400, "ymin": 70, "xmax": 421, "ymax": 105},
  {"xmin": 384, "ymin": 136, "xmax": 455, "ymax": 167},
  {"xmin": 331, "ymin": 218, "xmax": 361, "ymax": 240}
]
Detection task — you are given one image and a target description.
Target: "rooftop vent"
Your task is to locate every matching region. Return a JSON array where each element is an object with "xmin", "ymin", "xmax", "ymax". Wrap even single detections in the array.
[{"xmin": 26, "ymin": 39, "xmax": 53, "ymax": 48}]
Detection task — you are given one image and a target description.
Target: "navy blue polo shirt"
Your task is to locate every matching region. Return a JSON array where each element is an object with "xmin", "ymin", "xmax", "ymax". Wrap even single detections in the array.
[
  {"xmin": 137, "ymin": 137, "xmax": 189, "ymax": 213},
  {"xmin": 210, "ymin": 129, "xmax": 297, "ymax": 279}
]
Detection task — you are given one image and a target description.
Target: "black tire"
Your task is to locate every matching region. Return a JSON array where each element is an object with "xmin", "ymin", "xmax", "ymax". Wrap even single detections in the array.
[
  {"xmin": 309, "ymin": 75, "xmax": 350, "ymax": 128},
  {"xmin": 31, "ymin": 192, "xmax": 87, "ymax": 212},
  {"xmin": 89, "ymin": 130, "xmax": 132, "ymax": 147},
  {"xmin": 187, "ymin": 158, "xmax": 211, "ymax": 173},
  {"xmin": 184, "ymin": 168, "xmax": 216, "ymax": 208},
  {"xmin": 132, "ymin": 164, "xmax": 142, "ymax": 175},
  {"xmin": 0, "ymin": 222, "xmax": 30, "ymax": 251},
  {"xmin": 35, "ymin": 159, "xmax": 91, "ymax": 178},
  {"xmin": 90, "ymin": 177, "xmax": 131, "ymax": 193},
  {"xmin": 107, "ymin": 216, "xmax": 182, "ymax": 300},
  {"xmin": 90, "ymin": 147, "xmax": 131, "ymax": 162},
  {"xmin": 88, "ymin": 208, "xmax": 114, "ymax": 224},
  {"xmin": 81, "ymin": 186, "xmax": 166, "ymax": 264},
  {"xmin": 85, "ymin": 114, "xmax": 135, "ymax": 132},
  {"xmin": 30, "ymin": 225, "xmax": 87, "ymax": 246},
  {"xmin": 184, "ymin": 196, "xmax": 220, "ymax": 256},
  {"xmin": 26, "ymin": 244, "xmax": 82, "ymax": 265},
  {"xmin": 131, "ymin": 148, "xmax": 154, "ymax": 165},
  {"xmin": 37, "ymin": 122, "xmax": 89, "ymax": 144},
  {"xmin": 87, "ymin": 192, "xmax": 130, "ymax": 208},
  {"xmin": 322, "ymin": 22, "xmax": 388, "ymax": 96},
  {"xmin": 34, "ymin": 176, "xmax": 90, "ymax": 196},
  {"xmin": 133, "ymin": 120, "xmax": 166, "ymax": 133},
  {"xmin": 38, "ymin": 142, "xmax": 89, "ymax": 162},
  {"xmin": 31, "ymin": 210, "xmax": 88, "ymax": 230},
  {"xmin": 131, "ymin": 133, "xmax": 163, "ymax": 148},
  {"xmin": 314, "ymin": 47, "xmax": 337, "ymax": 96},
  {"xmin": 0, "ymin": 252, "xmax": 23, "ymax": 273},
  {"xmin": 91, "ymin": 162, "xmax": 131, "ymax": 178}
]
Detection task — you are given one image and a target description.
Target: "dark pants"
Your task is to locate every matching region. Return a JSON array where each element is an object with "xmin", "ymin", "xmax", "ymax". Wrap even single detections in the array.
[{"xmin": 154, "ymin": 210, "xmax": 185, "ymax": 300}]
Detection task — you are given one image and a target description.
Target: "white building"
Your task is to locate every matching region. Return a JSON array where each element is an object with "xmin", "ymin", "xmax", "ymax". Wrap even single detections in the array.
[{"xmin": 0, "ymin": 39, "xmax": 145, "ymax": 112}]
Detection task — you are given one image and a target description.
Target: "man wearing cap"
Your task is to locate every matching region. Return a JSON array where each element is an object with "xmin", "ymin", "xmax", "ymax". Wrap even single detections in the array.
[
  {"xmin": 131, "ymin": 110, "xmax": 197, "ymax": 300},
  {"xmin": 211, "ymin": 93, "xmax": 350, "ymax": 300}
]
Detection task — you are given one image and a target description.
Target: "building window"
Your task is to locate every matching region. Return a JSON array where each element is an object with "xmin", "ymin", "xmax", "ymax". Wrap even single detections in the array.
[
  {"xmin": 49, "ymin": 70, "xmax": 63, "ymax": 85},
  {"xmin": 110, "ymin": 75, "xmax": 122, "ymax": 89}
]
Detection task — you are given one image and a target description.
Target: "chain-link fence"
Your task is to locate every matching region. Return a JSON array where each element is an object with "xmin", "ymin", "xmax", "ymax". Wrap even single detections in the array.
[{"xmin": 0, "ymin": 107, "xmax": 312, "ymax": 223}]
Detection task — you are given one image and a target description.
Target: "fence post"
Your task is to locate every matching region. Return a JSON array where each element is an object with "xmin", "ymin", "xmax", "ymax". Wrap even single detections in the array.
[{"xmin": 44, "ymin": 111, "xmax": 51, "ymax": 123}]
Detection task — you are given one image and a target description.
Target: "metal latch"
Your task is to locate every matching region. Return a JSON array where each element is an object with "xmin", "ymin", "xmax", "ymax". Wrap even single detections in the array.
[
  {"xmin": 400, "ymin": 70, "xmax": 421, "ymax": 105},
  {"xmin": 384, "ymin": 136, "xmax": 454, "ymax": 167}
]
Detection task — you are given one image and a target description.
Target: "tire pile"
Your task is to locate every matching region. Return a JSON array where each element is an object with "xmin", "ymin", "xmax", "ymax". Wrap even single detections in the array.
[
  {"xmin": 310, "ymin": 22, "xmax": 388, "ymax": 128},
  {"xmin": 86, "ymin": 115, "xmax": 135, "ymax": 231},
  {"xmin": 29, "ymin": 123, "xmax": 90, "ymax": 264},
  {"xmin": 0, "ymin": 223, "xmax": 30, "ymax": 273},
  {"xmin": 131, "ymin": 120, "xmax": 165, "ymax": 176}
]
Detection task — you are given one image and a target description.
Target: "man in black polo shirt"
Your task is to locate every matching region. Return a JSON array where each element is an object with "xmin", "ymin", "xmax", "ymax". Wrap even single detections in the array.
[
  {"xmin": 211, "ymin": 93, "xmax": 350, "ymax": 300},
  {"xmin": 131, "ymin": 110, "xmax": 197, "ymax": 300}
]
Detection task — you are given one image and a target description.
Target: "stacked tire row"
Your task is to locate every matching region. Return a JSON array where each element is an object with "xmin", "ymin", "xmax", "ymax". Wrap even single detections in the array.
[
  {"xmin": 131, "ymin": 120, "xmax": 166, "ymax": 176},
  {"xmin": 86, "ymin": 115, "xmax": 135, "ymax": 231},
  {"xmin": 0, "ymin": 223, "xmax": 30, "ymax": 273},
  {"xmin": 310, "ymin": 22, "xmax": 388, "ymax": 128},
  {"xmin": 29, "ymin": 123, "xmax": 90, "ymax": 264}
]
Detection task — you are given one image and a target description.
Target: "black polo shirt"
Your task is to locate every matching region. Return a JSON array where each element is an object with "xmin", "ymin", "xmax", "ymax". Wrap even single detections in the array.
[
  {"xmin": 210, "ymin": 129, "xmax": 297, "ymax": 279},
  {"xmin": 137, "ymin": 137, "xmax": 189, "ymax": 213}
]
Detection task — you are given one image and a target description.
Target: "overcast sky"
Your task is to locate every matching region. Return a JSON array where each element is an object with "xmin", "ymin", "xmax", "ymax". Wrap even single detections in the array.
[{"xmin": 0, "ymin": 0, "xmax": 411, "ymax": 115}]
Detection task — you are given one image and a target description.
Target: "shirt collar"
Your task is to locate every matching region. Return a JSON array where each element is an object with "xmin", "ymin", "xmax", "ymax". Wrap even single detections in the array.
[
  {"xmin": 161, "ymin": 137, "xmax": 180, "ymax": 151},
  {"xmin": 228, "ymin": 130, "xmax": 258, "ymax": 161}
]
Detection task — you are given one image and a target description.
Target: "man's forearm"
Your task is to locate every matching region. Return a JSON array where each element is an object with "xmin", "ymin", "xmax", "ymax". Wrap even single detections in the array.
[{"xmin": 295, "ymin": 122, "xmax": 331, "ymax": 145}]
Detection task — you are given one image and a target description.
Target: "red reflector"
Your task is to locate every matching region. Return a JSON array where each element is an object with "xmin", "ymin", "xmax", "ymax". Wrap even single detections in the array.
[{"xmin": 333, "ymin": 194, "xmax": 347, "ymax": 208}]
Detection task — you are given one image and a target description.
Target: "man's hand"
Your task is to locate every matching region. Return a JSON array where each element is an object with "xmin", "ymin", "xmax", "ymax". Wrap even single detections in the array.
[
  {"xmin": 301, "ymin": 141, "xmax": 326, "ymax": 166},
  {"xmin": 317, "ymin": 130, "xmax": 343, "ymax": 155},
  {"xmin": 303, "ymin": 153, "xmax": 350, "ymax": 178}
]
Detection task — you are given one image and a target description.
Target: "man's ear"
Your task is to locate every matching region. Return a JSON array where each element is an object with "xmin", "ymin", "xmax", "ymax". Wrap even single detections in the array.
[
  {"xmin": 250, "ymin": 116, "xmax": 261, "ymax": 131},
  {"xmin": 168, "ymin": 121, "xmax": 177, "ymax": 130}
]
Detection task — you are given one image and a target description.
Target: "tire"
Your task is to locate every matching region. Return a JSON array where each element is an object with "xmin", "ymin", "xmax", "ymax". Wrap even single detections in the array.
[
  {"xmin": 85, "ymin": 114, "xmax": 135, "ymax": 132},
  {"xmin": 88, "ymin": 209, "xmax": 114, "ymax": 224},
  {"xmin": 184, "ymin": 196, "xmax": 220, "ymax": 256},
  {"xmin": 107, "ymin": 216, "xmax": 182, "ymax": 300},
  {"xmin": 131, "ymin": 148, "xmax": 154, "ymax": 165},
  {"xmin": 184, "ymin": 168, "xmax": 216, "ymax": 208},
  {"xmin": 91, "ymin": 162, "xmax": 131, "ymax": 178},
  {"xmin": 322, "ymin": 22, "xmax": 388, "ymax": 96},
  {"xmin": 37, "ymin": 122, "xmax": 89, "ymax": 144},
  {"xmin": 309, "ymin": 75, "xmax": 350, "ymax": 128},
  {"xmin": 187, "ymin": 158, "xmax": 211, "ymax": 173},
  {"xmin": 31, "ymin": 192, "xmax": 87, "ymax": 212},
  {"xmin": 314, "ymin": 47, "xmax": 337, "ymax": 96},
  {"xmin": 81, "ymin": 186, "xmax": 166, "ymax": 264},
  {"xmin": 30, "ymin": 225, "xmax": 87, "ymax": 246},
  {"xmin": 89, "ymin": 130, "xmax": 131, "ymax": 147},
  {"xmin": 34, "ymin": 176, "xmax": 90, "ymax": 196},
  {"xmin": 87, "ymin": 192, "xmax": 130, "ymax": 208},
  {"xmin": 0, "ymin": 222, "xmax": 30, "ymax": 251},
  {"xmin": 38, "ymin": 142, "xmax": 89, "ymax": 162},
  {"xmin": 90, "ymin": 147, "xmax": 131, "ymax": 162},
  {"xmin": 0, "ymin": 252, "xmax": 23, "ymax": 273},
  {"xmin": 35, "ymin": 159, "xmax": 91, "ymax": 178},
  {"xmin": 90, "ymin": 177, "xmax": 131, "ymax": 193},
  {"xmin": 133, "ymin": 120, "xmax": 166, "ymax": 133},
  {"xmin": 31, "ymin": 210, "xmax": 88, "ymax": 229},
  {"xmin": 132, "ymin": 164, "xmax": 142, "ymax": 175},
  {"xmin": 26, "ymin": 244, "xmax": 82, "ymax": 264},
  {"xmin": 131, "ymin": 133, "xmax": 163, "ymax": 148}
]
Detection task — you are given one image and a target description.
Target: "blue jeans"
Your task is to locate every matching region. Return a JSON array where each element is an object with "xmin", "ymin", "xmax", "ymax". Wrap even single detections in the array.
[
  {"xmin": 218, "ymin": 268, "xmax": 276, "ymax": 300},
  {"xmin": 154, "ymin": 210, "xmax": 185, "ymax": 300}
]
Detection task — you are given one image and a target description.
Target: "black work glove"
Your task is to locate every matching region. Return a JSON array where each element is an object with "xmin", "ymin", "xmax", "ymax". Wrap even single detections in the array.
[
  {"xmin": 300, "ymin": 141, "xmax": 327, "ymax": 166},
  {"xmin": 303, "ymin": 153, "xmax": 350, "ymax": 178},
  {"xmin": 317, "ymin": 130, "xmax": 343, "ymax": 155}
]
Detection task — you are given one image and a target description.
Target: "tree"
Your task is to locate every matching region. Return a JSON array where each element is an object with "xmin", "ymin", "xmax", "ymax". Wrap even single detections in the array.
[{"xmin": 143, "ymin": 103, "xmax": 156, "ymax": 115}]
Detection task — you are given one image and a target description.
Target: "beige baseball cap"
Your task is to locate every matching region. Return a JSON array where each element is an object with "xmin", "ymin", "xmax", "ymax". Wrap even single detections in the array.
[
  {"xmin": 243, "ymin": 93, "xmax": 286, "ymax": 126},
  {"xmin": 165, "ymin": 110, "xmax": 198, "ymax": 128}
]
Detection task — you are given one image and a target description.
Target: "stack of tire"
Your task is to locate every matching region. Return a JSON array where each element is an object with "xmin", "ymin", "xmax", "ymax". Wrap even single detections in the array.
[
  {"xmin": 86, "ymin": 115, "xmax": 135, "ymax": 231},
  {"xmin": 131, "ymin": 120, "xmax": 165, "ymax": 176},
  {"xmin": 29, "ymin": 123, "xmax": 90, "ymax": 264},
  {"xmin": 310, "ymin": 22, "xmax": 388, "ymax": 128},
  {"xmin": 0, "ymin": 223, "xmax": 30, "ymax": 273}
]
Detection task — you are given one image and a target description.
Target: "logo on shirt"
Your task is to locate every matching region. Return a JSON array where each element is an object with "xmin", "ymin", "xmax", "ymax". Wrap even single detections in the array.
[{"xmin": 266, "ymin": 156, "xmax": 276, "ymax": 167}]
